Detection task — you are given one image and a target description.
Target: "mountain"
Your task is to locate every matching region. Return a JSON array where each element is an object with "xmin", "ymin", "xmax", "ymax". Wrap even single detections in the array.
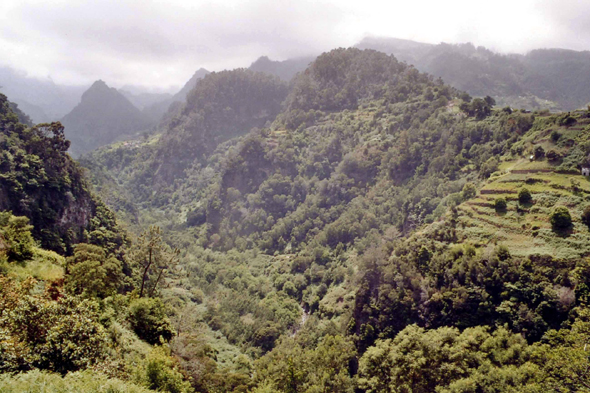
[
  {"xmin": 80, "ymin": 49, "xmax": 590, "ymax": 393},
  {"xmin": 141, "ymin": 68, "xmax": 211, "ymax": 123},
  {"xmin": 61, "ymin": 80, "xmax": 151, "ymax": 156},
  {"xmin": 6, "ymin": 46, "xmax": 590, "ymax": 392},
  {"xmin": 172, "ymin": 68, "xmax": 211, "ymax": 102},
  {"xmin": 121, "ymin": 69, "xmax": 289, "ymax": 197},
  {"xmin": 119, "ymin": 89, "xmax": 173, "ymax": 110},
  {"xmin": 249, "ymin": 55, "xmax": 315, "ymax": 81},
  {"xmin": 0, "ymin": 66, "xmax": 86, "ymax": 123},
  {"xmin": 357, "ymin": 36, "xmax": 590, "ymax": 111}
]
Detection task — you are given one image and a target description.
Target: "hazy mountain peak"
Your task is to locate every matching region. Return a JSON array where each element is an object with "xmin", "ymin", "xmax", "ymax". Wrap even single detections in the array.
[
  {"xmin": 249, "ymin": 55, "xmax": 316, "ymax": 81},
  {"xmin": 174, "ymin": 68, "xmax": 211, "ymax": 101},
  {"xmin": 62, "ymin": 79, "xmax": 150, "ymax": 156}
]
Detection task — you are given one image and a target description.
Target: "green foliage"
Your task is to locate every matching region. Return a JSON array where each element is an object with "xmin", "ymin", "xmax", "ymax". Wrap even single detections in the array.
[
  {"xmin": 0, "ymin": 369, "xmax": 153, "ymax": 393},
  {"xmin": 545, "ymin": 149, "xmax": 560, "ymax": 162},
  {"xmin": 0, "ymin": 94, "xmax": 126, "ymax": 254},
  {"xmin": 480, "ymin": 157, "xmax": 499, "ymax": 179},
  {"xmin": 254, "ymin": 335, "xmax": 356, "ymax": 393},
  {"xmin": 518, "ymin": 188, "xmax": 532, "ymax": 204},
  {"xmin": 0, "ymin": 277, "xmax": 108, "ymax": 374},
  {"xmin": 494, "ymin": 197, "xmax": 507, "ymax": 211},
  {"xmin": 53, "ymin": 46, "xmax": 590, "ymax": 393},
  {"xmin": 132, "ymin": 226, "xmax": 179, "ymax": 298},
  {"xmin": 0, "ymin": 212, "xmax": 35, "ymax": 262},
  {"xmin": 137, "ymin": 346, "xmax": 192, "ymax": 393},
  {"xmin": 461, "ymin": 182, "xmax": 477, "ymax": 200},
  {"xmin": 550, "ymin": 206, "xmax": 572, "ymax": 230},
  {"xmin": 351, "ymin": 238, "xmax": 586, "ymax": 348},
  {"xmin": 582, "ymin": 205, "xmax": 590, "ymax": 228},
  {"xmin": 459, "ymin": 96, "xmax": 495, "ymax": 119},
  {"xmin": 358, "ymin": 325, "xmax": 538, "ymax": 393},
  {"xmin": 128, "ymin": 297, "xmax": 175, "ymax": 344},
  {"xmin": 65, "ymin": 243, "xmax": 123, "ymax": 298}
]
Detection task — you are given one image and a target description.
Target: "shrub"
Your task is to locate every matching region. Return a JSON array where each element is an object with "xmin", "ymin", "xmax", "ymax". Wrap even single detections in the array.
[
  {"xmin": 534, "ymin": 146, "xmax": 545, "ymax": 159},
  {"xmin": 0, "ymin": 370, "xmax": 152, "ymax": 393},
  {"xmin": 128, "ymin": 298, "xmax": 175, "ymax": 344},
  {"xmin": 546, "ymin": 149, "xmax": 560, "ymax": 162},
  {"xmin": 551, "ymin": 130, "xmax": 561, "ymax": 142},
  {"xmin": 550, "ymin": 207, "xmax": 572, "ymax": 230},
  {"xmin": 0, "ymin": 278, "xmax": 108, "ymax": 374},
  {"xmin": 139, "ymin": 347, "xmax": 192, "ymax": 393},
  {"xmin": 461, "ymin": 183, "xmax": 477, "ymax": 200},
  {"xmin": 0, "ymin": 213, "xmax": 35, "ymax": 262},
  {"xmin": 518, "ymin": 188, "xmax": 532, "ymax": 204},
  {"xmin": 494, "ymin": 198, "xmax": 507, "ymax": 212}
]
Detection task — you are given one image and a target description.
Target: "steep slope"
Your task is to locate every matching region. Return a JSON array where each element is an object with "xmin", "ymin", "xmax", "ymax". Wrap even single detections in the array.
[
  {"xmin": 358, "ymin": 36, "xmax": 590, "ymax": 111},
  {"xmin": 141, "ymin": 68, "xmax": 211, "ymax": 123},
  {"xmin": 61, "ymin": 80, "xmax": 150, "ymax": 156},
  {"xmin": 0, "ymin": 93, "xmax": 124, "ymax": 254},
  {"xmin": 350, "ymin": 108, "xmax": 590, "ymax": 350},
  {"xmin": 249, "ymin": 56, "xmax": 315, "ymax": 81},
  {"xmin": 172, "ymin": 68, "xmax": 211, "ymax": 103},
  {"xmin": 123, "ymin": 69, "xmax": 289, "ymax": 197}
]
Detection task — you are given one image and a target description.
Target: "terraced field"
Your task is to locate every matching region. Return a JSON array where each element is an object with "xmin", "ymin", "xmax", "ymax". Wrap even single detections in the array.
[
  {"xmin": 455, "ymin": 111, "xmax": 590, "ymax": 259},
  {"xmin": 457, "ymin": 159, "xmax": 590, "ymax": 259}
]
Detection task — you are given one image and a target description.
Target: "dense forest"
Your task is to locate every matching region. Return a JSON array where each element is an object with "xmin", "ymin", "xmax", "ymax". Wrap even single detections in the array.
[{"xmin": 2, "ymin": 47, "xmax": 590, "ymax": 392}]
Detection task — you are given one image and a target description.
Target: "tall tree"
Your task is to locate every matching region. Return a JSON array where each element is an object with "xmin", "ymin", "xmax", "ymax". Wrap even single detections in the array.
[{"xmin": 133, "ymin": 226, "xmax": 179, "ymax": 297}]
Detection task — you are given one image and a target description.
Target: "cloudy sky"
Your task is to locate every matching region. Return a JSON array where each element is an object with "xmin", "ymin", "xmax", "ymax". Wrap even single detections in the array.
[{"xmin": 1, "ymin": 0, "xmax": 588, "ymax": 90}]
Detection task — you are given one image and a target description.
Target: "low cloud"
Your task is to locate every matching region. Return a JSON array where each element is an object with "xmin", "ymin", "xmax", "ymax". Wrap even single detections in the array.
[{"xmin": 0, "ymin": 0, "xmax": 589, "ymax": 88}]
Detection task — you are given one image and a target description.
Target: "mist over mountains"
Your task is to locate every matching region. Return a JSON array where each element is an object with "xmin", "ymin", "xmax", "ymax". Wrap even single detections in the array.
[{"xmin": 357, "ymin": 36, "xmax": 590, "ymax": 110}]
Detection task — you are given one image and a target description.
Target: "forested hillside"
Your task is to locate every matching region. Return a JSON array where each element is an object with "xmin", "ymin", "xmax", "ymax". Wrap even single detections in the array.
[
  {"xmin": 141, "ymin": 68, "xmax": 211, "ymax": 124},
  {"xmin": 0, "ymin": 93, "xmax": 125, "ymax": 254},
  {"xmin": 3, "ymin": 47, "xmax": 590, "ymax": 392}
]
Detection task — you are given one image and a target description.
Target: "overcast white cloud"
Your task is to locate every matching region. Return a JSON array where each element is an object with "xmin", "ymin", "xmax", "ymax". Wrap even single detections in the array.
[{"xmin": 1, "ymin": 0, "xmax": 588, "ymax": 89}]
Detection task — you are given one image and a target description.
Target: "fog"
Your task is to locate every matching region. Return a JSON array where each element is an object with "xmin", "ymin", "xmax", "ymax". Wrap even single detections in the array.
[{"xmin": 1, "ymin": 0, "xmax": 589, "ymax": 89}]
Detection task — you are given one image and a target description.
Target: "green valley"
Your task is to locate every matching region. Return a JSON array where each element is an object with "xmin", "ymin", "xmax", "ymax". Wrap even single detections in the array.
[{"xmin": 2, "ymin": 46, "xmax": 590, "ymax": 393}]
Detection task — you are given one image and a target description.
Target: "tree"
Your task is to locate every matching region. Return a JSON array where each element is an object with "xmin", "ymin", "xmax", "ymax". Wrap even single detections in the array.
[
  {"xmin": 0, "ymin": 277, "xmax": 108, "ymax": 374},
  {"xmin": 133, "ymin": 226, "xmax": 179, "ymax": 298},
  {"xmin": 551, "ymin": 207, "xmax": 572, "ymax": 230},
  {"xmin": 128, "ymin": 297, "xmax": 175, "ymax": 344},
  {"xmin": 0, "ymin": 213, "xmax": 35, "ymax": 262},
  {"xmin": 546, "ymin": 149, "xmax": 560, "ymax": 162},
  {"xmin": 534, "ymin": 145, "xmax": 545, "ymax": 159},
  {"xmin": 461, "ymin": 182, "xmax": 477, "ymax": 200},
  {"xmin": 494, "ymin": 197, "xmax": 507, "ymax": 212},
  {"xmin": 65, "ymin": 243, "xmax": 122, "ymax": 298},
  {"xmin": 518, "ymin": 188, "xmax": 532, "ymax": 204},
  {"xmin": 581, "ymin": 206, "xmax": 590, "ymax": 228},
  {"xmin": 358, "ymin": 325, "xmax": 538, "ymax": 393}
]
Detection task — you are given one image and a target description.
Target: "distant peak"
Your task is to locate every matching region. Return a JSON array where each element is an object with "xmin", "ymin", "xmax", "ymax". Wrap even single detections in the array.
[
  {"xmin": 81, "ymin": 79, "xmax": 121, "ymax": 101},
  {"xmin": 192, "ymin": 68, "xmax": 210, "ymax": 78},
  {"xmin": 87, "ymin": 80, "xmax": 112, "ymax": 93},
  {"xmin": 91, "ymin": 79, "xmax": 108, "ymax": 87}
]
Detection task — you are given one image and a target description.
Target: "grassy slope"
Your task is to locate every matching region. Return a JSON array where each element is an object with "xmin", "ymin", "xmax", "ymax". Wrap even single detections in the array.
[{"xmin": 452, "ymin": 111, "xmax": 590, "ymax": 258}]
